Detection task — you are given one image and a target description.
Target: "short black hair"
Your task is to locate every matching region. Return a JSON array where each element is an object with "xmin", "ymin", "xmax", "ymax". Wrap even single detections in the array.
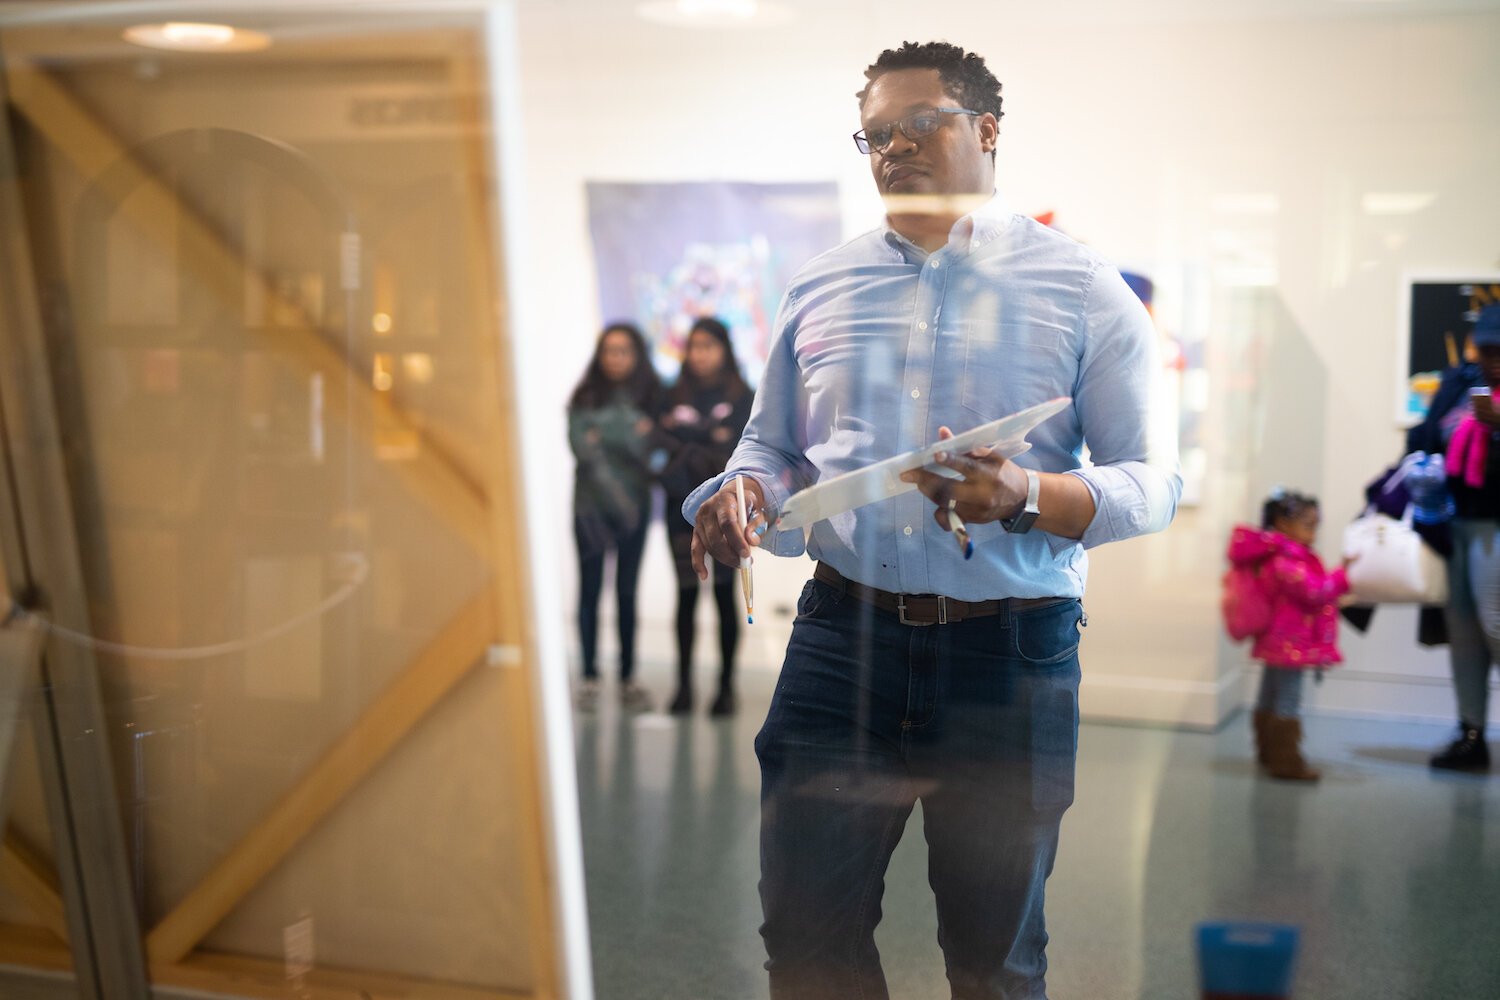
[
  {"xmin": 1261, "ymin": 487, "xmax": 1319, "ymax": 530},
  {"xmin": 856, "ymin": 41, "xmax": 1004, "ymax": 127}
]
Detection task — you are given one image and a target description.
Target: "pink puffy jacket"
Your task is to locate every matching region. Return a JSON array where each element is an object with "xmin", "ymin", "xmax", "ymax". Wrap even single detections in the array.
[{"xmin": 1225, "ymin": 525, "xmax": 1349, "ymax": 669}]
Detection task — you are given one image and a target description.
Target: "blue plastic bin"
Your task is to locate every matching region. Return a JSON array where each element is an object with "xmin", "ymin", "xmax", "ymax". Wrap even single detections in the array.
[{"xmin": 1196, "ymin": 921, "xmax": 1299, "ymax": 998}]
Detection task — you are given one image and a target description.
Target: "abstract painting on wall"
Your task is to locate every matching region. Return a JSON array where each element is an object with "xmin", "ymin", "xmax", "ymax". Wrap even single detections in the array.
[{"xmin": 586, "ymin": 181, "xmax": 841, "ymax": 386}]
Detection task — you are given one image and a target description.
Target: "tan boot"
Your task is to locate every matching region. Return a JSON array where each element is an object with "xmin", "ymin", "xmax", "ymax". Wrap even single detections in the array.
[
  {"xmin": 1263, "ymin": 716, "xmax": 1320, "ymax": 782},
  {"xmin": 1252, "ymin": 709, "xmax": 1272, "ymax": 767}
]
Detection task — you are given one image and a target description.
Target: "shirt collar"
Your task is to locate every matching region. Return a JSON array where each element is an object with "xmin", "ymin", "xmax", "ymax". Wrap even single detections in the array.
[{"xmin": 882, "ymin": 190, "xmax": 1014, "ymax": 260}]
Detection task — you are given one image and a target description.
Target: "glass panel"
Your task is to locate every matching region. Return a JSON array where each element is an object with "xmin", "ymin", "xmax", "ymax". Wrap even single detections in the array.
[
  {"xmin": 531, "ymin": 5, "xmax": 1500, "ymax": 1000},
  {"xmin": 0, "ymin": 713, "xmax": 76, "ymax": 984},
  {"xmin": 0, "ymin": 5, "xmax": 569, "ymax": 998}
]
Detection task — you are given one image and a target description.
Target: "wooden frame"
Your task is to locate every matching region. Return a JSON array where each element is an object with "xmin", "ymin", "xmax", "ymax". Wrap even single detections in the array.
[{"xmin": 0, "ymin": 5, "xmax": 582, "ymax": 998}]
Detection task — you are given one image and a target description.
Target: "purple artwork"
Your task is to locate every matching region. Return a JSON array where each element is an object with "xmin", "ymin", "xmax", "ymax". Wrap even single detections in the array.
[{"xmin": 586, "ymin": 181, "xmax": 841, "ymax": 386}]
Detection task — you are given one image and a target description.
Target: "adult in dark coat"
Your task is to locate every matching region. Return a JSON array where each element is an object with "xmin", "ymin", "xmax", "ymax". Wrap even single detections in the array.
[
  {"xmin": 1427, "ymin": 304, "xmax": 1500, "ymax": 771},
  {"xmin": 656, "ymin": 317, "xmax": 754, "ymax": 715}
]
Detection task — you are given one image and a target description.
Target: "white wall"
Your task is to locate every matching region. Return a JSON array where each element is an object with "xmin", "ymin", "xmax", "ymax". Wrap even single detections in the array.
[{"xmin": 512, "ymin": 0, "xmax": 1500, "ymax": 726}]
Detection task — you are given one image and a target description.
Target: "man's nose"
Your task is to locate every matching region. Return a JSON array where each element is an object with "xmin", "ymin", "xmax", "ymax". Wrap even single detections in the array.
[{"xmin": 881, "ymin": 129, "xmax": 918, "ymax": 157}]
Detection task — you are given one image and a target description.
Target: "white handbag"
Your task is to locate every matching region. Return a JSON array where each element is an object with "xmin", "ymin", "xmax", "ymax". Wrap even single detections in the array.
[{"xmin": 1342, "ymin": 505, "xmax": 1448, "ymax": 604}]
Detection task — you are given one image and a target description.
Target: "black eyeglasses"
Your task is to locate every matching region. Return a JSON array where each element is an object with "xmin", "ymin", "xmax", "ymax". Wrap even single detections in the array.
[{"xmin": 853, "ymin": 107, "xmax": 980, "ymax": 154}]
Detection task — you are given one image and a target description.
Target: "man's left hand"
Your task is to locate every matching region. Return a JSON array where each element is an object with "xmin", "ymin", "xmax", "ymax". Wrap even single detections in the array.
[{"xmin": 899, "ymin": 426, "xmax": 1028, "ymax": 528}]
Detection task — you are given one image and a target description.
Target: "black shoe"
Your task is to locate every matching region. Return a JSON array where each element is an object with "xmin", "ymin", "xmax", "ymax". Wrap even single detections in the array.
[
  {"xmin": 709, "ymin": 687, "xmax": 737, "ymax": 717},
  {"xmin": 668, "ymin": 687, "xmax": 693, "ymax": 715},
  {"xmin": 1430, "ymin": 725, "xmax": 1490, "ymax": 772}
]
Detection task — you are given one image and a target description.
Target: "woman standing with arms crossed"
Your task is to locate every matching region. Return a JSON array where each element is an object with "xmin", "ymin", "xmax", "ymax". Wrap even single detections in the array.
[
  {"xmin": 568, "ymin": 322, "xmax": 660, "ymax": 711},
  {"xmin": 658, "ymin": 318, "xmax": 754, "ymax": 715}
]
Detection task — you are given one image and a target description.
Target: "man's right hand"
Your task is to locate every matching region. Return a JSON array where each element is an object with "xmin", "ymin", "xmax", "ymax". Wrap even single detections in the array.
[{"xmin": 691, "ymin": 476, "xmax": 768, "ymax": 581}]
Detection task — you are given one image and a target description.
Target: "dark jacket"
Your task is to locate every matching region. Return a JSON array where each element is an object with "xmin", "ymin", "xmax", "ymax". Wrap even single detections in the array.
[
  {"xmin": 655, "ymin": 380, "xmax": 753, "ymax": 501},
  {"xmin": 1406, "ymin": 363, "xmax": 1484, "ymax": 456},
  {"xmin": 1344, "ymin": 367, "xmax": 1486, "ymax": 642},
  {"xmin": 1407, "ymin": 363, "xmax": 1500, "ymax": 521}
]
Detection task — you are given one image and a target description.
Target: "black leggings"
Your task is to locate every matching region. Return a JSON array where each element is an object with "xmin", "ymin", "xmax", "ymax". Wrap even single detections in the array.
[
  {"xmin": 667, "ymin": 501, "xmax": 738, "ymax": 689},
  {"xmin": 575, "ymin": 513, "xmax": 649, "ymax": 680}
]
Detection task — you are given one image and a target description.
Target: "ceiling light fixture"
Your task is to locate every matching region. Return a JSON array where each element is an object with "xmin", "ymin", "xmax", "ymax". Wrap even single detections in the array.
[
  {"xmin": 636, "ymin": 0, "xmax": 794, "ymax": 28},
  {"xmin": 1210, "ymin": 193, "xmax": 1281, "ymax": 215},
  {"xmin": 1361, "ymin": 192, "xmax": 1435, "ymax": 215},
  {"xmin": 678, "ymin": 0, "xmax": 757, "ymax": 16},
  {"xmin": 123, "ymin": 22, "xmax": 271, "ymax": 52}
]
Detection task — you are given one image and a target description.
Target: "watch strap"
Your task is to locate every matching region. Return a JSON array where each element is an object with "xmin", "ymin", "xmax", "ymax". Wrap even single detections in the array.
[{"xmin": 1001, "ymin": 468, "xmax": 1041, "ymax": 534}]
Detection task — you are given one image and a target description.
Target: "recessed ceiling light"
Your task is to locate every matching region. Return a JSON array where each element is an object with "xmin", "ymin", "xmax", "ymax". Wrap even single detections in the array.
[
  {"xmin": 1361, "ymin": 192, "xmax": 1435, "ymax": 215},
  {"xmin": 1210, "ymin": 193, "xmax": 1281, "ymax": 215},
  {"xmin": 681, "ymin": 0, "xmax": 756, "ymax": 15},
  {"xmin": 123, "ymin": 22, "xmax": 271, "ymax": 52},
  {"xmin": 636, "ymin": 0, "xmax": 795, "ymax": 28}
]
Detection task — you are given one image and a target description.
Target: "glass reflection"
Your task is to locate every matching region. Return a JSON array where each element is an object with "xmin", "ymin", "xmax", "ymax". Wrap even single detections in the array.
[{"xmin": 0, "ymin": 5, "xmax": 568, "ymax": 998}]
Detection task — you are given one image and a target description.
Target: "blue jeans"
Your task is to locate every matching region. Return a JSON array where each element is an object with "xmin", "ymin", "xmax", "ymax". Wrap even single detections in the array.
[
  {"xmin": 1444, "ymin": 518, "xmax": 1500, "ymax": 727},
  {"xmin": 1256, "ymin": 666, "xmax": 1305, "ymax": 718},
  {"xmin": 754, "ymin": 578, "xmax": 1084, "ymax": 1000}
]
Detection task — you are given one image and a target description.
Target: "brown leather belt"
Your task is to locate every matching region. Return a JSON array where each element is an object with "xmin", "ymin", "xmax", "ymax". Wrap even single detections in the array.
[{"xmin": 813, "ymin": 563, "xmax": 1069, "ymax": 627}]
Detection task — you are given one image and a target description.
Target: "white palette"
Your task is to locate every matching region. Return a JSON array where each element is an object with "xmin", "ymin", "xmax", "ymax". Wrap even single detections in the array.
[{"xmin": 773, "ymin": 396, "xmax": 1072, "ymax": 531}]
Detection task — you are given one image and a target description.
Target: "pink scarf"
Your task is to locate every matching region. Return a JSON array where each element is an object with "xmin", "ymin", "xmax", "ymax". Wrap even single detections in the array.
[{"xmin": 1449, "ymin": 414, "xmax": 1489, "ymax": 489}]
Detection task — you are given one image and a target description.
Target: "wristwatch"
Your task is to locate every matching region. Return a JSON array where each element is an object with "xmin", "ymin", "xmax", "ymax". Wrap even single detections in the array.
[{"xmin": 1001, "ymin": 468, "xmax": 1041, "ymax": 534}]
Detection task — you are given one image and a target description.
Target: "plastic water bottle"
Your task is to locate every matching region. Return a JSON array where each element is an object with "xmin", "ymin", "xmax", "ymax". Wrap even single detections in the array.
[{"xmin": 1406, "ymin": 452, "xmax": 1454, "ymax": 525}]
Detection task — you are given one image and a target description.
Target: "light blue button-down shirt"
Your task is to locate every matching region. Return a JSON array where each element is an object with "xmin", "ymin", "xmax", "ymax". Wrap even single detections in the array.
[{"xmin": 683, "ymin": 193, "xmax": 1180, "ymax": 601}]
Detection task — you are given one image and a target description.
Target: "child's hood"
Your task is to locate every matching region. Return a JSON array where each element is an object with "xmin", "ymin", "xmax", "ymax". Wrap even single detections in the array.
[{"xmin": 1226, "ymin": 524, "xmax": 1283, "ymax": 566}]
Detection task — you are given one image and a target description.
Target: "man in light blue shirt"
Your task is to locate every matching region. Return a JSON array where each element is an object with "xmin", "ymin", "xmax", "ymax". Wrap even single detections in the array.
[{"xmin": 687, "ymin": 40, "xmax": 1180, "ymax": 1000}]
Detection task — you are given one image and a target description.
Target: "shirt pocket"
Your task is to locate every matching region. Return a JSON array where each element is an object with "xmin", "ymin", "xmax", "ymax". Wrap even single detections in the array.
[{"xmin": 960, "ymin": 324, "xmax": 1071, "ymax": 419}]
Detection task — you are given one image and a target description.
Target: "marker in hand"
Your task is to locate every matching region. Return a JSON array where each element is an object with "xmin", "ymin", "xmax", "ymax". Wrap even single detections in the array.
[
  {"xmin": 735, "ymin": 475, "xmax": 755, "ymax": 624},
  {"xmin": 947, "ymin": 498, "xmax": 973, "ymax": 560}
]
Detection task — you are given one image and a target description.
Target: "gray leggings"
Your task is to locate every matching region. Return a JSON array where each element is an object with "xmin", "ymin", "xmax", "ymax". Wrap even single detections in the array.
[{"xmin": 1444, "ymin": 518, "xmax": 1500, "ymax": 727}]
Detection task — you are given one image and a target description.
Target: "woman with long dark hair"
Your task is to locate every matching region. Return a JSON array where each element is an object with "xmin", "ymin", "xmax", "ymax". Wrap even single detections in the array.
[
  {"xmin": 658, "ymin": 317, "xmax": 754, "ymax": 715},
  {"xmin": 568, "ymin": 322, "xmax": 661, "ymax": 711}
]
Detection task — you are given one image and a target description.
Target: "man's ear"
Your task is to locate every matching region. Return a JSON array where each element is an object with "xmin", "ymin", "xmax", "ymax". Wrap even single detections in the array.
[{"xmin": 978, "ymin": 112, "xmax": 999, "ymax": 152}]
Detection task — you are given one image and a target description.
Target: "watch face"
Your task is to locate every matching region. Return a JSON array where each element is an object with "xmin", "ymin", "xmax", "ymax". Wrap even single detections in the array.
[
  {"xmin": 1003, "ymin": 468, "xmax": 1040, "ymax": 533},
  {"xmin": 1003, "ymin": 509, "xmax": 1039, "ymax": 534}
]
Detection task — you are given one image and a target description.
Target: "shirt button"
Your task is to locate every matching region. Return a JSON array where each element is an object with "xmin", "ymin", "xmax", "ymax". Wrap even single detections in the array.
[
  {"xmin": 930, "ymin": 259, "xmax": 941, "ymax": 269},
  {"xmin": 918, "ymin": 321, "xmax": 928, "ymax": 331},
  {"xmin": 911, "ymin": 388, "xmax": 920, "ymax": 399},
  {"xmin": 904, "ymin": 525, "xmax": 913, "ymax": 536}
]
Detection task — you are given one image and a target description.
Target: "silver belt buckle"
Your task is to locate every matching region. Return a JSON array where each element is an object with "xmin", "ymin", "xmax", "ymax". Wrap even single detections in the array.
[{"xmin": 897, "ymin": 594, "xmax": 946, "ymax": 626}]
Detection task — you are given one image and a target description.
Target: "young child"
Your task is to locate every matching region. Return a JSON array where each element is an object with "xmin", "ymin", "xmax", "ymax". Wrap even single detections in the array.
[{"xmin": 1225, "ymin": 489, "xmax": 1352, "ymax": 781}]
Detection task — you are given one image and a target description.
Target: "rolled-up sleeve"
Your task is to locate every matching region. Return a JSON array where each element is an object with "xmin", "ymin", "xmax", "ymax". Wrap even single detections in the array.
[
  {"xmin": 1064, "ymin": 263, "xmax": 1182, "ymax": 550},
  {"xmin": 682, "ymin": 294, "xmax": 817, "ymax": 556}
]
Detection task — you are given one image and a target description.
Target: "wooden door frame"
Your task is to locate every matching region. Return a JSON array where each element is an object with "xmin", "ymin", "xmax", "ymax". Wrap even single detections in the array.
[
  {"xmin": 0, "ymin": 5, "xmax": 585, "ymax": 998},
  {"xmin": 0, "ymin": 63, "xmax": 152, "ymax": 1000}
]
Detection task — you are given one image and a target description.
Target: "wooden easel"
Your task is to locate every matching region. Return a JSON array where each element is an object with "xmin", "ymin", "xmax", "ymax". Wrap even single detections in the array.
[
  {"xmin": 0, "ymin": 615, "xmax": 42, "ymax": 826},
  {"xmin": 0, "ymin": 13, "xmax": 578, "ymax": 997}
]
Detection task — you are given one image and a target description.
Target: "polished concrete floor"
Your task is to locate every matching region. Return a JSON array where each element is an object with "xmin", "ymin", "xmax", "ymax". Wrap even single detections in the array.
[{"xmin": 574, "ymin": 663, "xmax": 1500, "ymax": 1000}]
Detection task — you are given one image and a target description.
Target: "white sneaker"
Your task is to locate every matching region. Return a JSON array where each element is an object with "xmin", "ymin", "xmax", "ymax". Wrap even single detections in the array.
[
  {"xmin": 575, "ymin": 678, "xmax": 601, "ymax": 711},
  {"xmin": 619, "ymin": 681, "xmax": 653, "ymax": 712}
]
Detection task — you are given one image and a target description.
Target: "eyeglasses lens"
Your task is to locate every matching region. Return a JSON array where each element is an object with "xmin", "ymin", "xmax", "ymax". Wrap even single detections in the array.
[{"xmin": 905, "ymin": 112, "xmax": 940, "ymax": 137}]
